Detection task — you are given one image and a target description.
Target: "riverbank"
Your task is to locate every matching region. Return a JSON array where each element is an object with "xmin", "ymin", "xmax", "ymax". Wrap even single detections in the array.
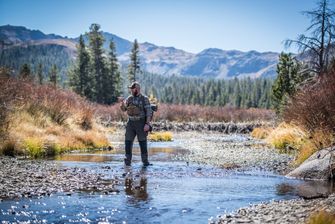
[{"xmin": 216, "ymin": 193, "xmax": 335, "ymax": 224}]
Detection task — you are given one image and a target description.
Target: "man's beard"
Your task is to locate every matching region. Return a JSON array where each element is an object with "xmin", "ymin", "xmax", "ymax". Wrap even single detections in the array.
[{"xmin": 132, "ymin": 90, "xmax": 138, "ymax": 96}]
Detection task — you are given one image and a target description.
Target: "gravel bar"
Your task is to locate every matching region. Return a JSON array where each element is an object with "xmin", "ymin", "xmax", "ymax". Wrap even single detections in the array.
[{"xmin": 0, "ymin": 157, "xmax": 119, "ymax": 199}]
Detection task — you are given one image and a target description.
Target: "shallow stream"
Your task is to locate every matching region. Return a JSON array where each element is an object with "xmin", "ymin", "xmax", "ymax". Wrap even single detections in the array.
[{"xmin": 0, "ymin": 136, "xmax": 330, "ymax": 223}]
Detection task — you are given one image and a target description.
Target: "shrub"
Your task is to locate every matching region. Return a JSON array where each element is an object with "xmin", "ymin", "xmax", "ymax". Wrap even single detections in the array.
[{"xmin": 284, "ymin": 64, "xmax": 335, "ymax": 137}]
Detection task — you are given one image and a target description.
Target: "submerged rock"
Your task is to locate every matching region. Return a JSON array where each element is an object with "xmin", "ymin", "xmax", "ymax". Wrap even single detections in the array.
[{"xmin": 286, "ymin": 148, "xmax": 335, "ymax": 180}]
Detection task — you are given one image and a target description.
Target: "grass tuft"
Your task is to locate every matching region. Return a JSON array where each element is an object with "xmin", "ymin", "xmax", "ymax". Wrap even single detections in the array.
[
  {"xmin": 1, "ymin": 139, "xmax": 17, "ymax": 157},
  {"xmin": 308, "ymin": 210, "xmax": 335, "ymax": 224},
  {"xmin": 149, "ymin": 132, "xmax": 173, "ymax": 142},
  {"xmin": 23, "ymin": 137, "xmax": 45, "ymax": 158},
  {"xmin": 265, "ymin": 122, "xmax": 306, "ymax": 153},
  {"xmin": 251, "ymin": 127, "xmax": 273, "ymax": 139}
]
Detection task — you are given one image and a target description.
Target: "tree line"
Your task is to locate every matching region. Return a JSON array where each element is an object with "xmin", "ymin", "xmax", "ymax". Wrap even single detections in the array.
[
  {"xmin": 0, "ymin": 44, "xmax": 71, "ymax": 84},
  {"xmin": 137, "ymin": 72, "xmax": 273, "ymax": 108}
]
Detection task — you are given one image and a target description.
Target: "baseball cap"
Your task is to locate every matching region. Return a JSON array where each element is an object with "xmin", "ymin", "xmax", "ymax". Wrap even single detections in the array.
[{"xmin": 128, "ymin": 81, "xmax": 140, "ymax": 89}]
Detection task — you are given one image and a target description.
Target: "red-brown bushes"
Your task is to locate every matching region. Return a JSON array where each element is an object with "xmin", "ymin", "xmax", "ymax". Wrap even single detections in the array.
[
  {"xmin": 95, "ymin": 103, "xmax": 275, "ymax": 123},
  {"xmin": 284, "ymin": 65, "xmax": 335, "ymax": 135}
]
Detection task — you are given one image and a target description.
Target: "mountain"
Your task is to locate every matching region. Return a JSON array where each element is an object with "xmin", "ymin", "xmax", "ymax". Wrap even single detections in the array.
[{"xmin": 0, "ymin": 25, "xmax": 279, "ymax": 79}]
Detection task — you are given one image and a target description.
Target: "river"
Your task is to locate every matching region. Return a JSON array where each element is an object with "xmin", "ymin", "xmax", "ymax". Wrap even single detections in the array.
[{"xmin": 0, "ymin": 134, "xmax": 329, "ymax": 223}]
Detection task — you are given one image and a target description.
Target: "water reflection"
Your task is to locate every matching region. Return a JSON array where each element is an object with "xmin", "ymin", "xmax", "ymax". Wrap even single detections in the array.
[
  {"xmin": 55, "ymin": 147, "xmax": 188, "ymax": 163},
  {"xmin": 123, "ymin": 166, "xmax": 150, "ymax": 204},
  {"xmin": 55, "ymin": 154, "xmax": 113, "ymax": 162}
]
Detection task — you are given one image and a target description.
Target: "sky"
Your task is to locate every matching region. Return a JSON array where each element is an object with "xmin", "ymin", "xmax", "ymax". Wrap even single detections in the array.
[{"xmin": 0, "ymin": 0, "xmax": 321, "ymax": 53}]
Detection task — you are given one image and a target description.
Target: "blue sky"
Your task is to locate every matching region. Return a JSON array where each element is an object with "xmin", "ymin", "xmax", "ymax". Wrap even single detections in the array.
[{"xmin": 0, "ymin": 0, "xmax": 319, "ymax": 53}]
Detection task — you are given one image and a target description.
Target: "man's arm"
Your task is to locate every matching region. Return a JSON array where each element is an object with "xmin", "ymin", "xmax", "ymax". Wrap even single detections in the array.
[
  {"xmin": 143, "ymin": 96, "xmax": 152, "ymax": 124},
  {"xmin": 120, "ymin": 96, "xmax": 129, "ymax": 111}
]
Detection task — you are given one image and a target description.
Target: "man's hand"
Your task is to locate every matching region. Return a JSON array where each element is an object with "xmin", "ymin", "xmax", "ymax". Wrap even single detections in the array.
[
  {"xmin": 144, "ymin": 123, "xmax": 150, "ymax": 132},
  {"xmin": 120, "ymin": 98, "xmax": 128, "ymax": 111}
]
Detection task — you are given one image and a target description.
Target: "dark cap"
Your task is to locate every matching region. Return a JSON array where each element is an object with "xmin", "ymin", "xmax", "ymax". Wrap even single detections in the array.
[{"xmin": 128, "ymin": 81, "xmax": 140, "ymax": 89}]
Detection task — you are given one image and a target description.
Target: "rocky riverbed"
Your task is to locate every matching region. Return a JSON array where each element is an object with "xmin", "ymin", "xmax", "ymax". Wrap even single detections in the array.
[
  {"xmin": 109, "ymin": 130, "xmax": 293, "ymax": 174},
  {"xmin": 216, "ymin": 193, "xmax": 335, "ymax": 224},
  {"xmin": 171, "ymin": 131, "xmax": 293, "ymax": 174},
  {"xmin": 0, "ymin": 157, "xmax": 119, "ymax": 199}
]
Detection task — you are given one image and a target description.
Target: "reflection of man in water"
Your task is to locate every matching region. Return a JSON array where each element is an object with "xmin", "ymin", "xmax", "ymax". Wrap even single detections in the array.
[{"xmin": 125, "ymin": 177, "xmax": 149, "ymax": 202}]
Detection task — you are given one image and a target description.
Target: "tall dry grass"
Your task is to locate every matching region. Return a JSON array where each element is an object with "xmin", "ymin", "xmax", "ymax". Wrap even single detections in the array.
[
  {"xmin": 0, "ymin": 77, "xmax": 110, "ymax": 158},
  {"xmin": 307, "ymin": 210, "xmax": 335, "ymax": 224}
]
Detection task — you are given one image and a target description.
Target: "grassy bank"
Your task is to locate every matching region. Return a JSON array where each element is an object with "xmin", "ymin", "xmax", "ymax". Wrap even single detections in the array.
[
  {"xmin": 252, "ymin": 122, "xmax": 334, "ymax": 166},
  {"xmin": 252, "ymin": 65, "xmax": 335, "ymax": 166},
  {"xmin": 0, "ymin": 77, "xmax": 111, "ymax": 158}
]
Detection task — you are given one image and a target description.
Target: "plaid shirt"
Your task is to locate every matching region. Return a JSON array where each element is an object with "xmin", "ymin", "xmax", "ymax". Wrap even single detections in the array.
[{"xmin": 121, "ymin": 94, "xmax": 152, "ymax": 120}]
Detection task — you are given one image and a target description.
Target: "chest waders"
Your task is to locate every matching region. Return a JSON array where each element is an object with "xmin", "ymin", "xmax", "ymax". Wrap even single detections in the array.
[{"xmin": 124, "ymin": 95, "xmax": 151, "ymax": 167}]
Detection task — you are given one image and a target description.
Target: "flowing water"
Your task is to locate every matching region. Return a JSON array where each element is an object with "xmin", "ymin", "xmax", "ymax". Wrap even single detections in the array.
[{"xmin": 0, "ymin": 138, "xmax": 329, "ymax": 223}]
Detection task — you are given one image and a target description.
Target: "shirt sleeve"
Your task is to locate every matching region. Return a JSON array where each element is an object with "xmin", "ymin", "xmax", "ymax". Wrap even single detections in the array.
[{"xmin": 143, "ymin": 96, "xmax": 152, "ymax": 119}]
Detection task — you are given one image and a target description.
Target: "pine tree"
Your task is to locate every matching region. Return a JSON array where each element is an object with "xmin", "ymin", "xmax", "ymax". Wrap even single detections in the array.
[
  {"xmin": 88, "ymin": 23, "xmax": 106, "ymax": 103},
  {"xmin": 49, "ymin": 64, "xmax": 58, "ymax": 87},
  {"xmin": 105, "ymin": 39, "xmax": 121, "ymax": 104},
  {"xmin": 69, "ymin": 35, "xmax": 92, "ymax": 98},
  {"xmin": 19, "ymin": 63, "xmax": 31, "ymax": 79},
  {"xmin": 128, "ymin": 39, "xmax": 140, "ymax": 83},
  {"xmin": 272, "ymin": 53, "xmax": 301, "ymax": 113}
]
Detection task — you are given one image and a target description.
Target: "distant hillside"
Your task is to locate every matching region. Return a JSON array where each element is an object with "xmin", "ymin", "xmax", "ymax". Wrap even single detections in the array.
[{"xmin": 0, "ymin": 25, "xmax": 280, "ymax": 79}]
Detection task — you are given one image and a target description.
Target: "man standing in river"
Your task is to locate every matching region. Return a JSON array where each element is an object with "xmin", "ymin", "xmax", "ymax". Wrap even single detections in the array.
[{"xmin": 120, "ymin": 81, "xmax": 152, "ymax": 167}]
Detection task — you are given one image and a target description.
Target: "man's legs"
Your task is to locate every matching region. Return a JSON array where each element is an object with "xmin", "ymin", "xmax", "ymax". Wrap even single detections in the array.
[
  {"xmin": 135, "ymin": 119, "xmax": 151, "ymax": 166},
  {"xmin": 124, "ymin": 140, "xmax": 133, "ymax": 166},
  {"xmin": 139, "ymin": 140, "xmax": 149, "ymax": 166},
  {"xmin": 125, "ymin": 121, "xmax": 136, "ymax": 166}
]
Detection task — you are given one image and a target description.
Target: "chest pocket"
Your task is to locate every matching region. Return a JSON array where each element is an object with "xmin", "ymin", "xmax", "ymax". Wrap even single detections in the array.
[{"xmin": 127, "ymin": 97, "xmax": 144, "ymax": 116}]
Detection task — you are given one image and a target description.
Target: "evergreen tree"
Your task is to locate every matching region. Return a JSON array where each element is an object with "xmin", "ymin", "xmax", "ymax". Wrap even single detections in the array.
[
  {"xmin": 272, "ymin": 53, "xmax": 301, "ymax": 113},
  {"xmin": 128, "ymin": 39, "xmax": 140, "ymax": 83},
  {"xmin": 19, "ymin": 63, "xmax": 31, "ymax": 79},
  {"xmin": 88, "ymin": 23, "xmax": 106, "ymax": 103},
  {"xmin": 69, "ymin": 35, "xmax": 92, "ymax": 98},
  {"xmin": 105, "ymin": 39, "xmax": 121, "ymax": 104},
  {"xmin": 49, "ymin": 64, "xmax": 59, "ymax": 87}
]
